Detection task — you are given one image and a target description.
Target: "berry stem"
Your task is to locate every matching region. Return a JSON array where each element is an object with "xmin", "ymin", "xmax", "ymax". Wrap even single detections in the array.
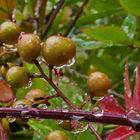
[
  {"xmin": 34, "ymin": 59, "xmax": 76, "ymax": 108},
  {"xmin": 63, "ymin": 0, "xmax": 89, "ymax": 37},
  {"xmin": 88, "ymin": 123, "xmax": 102, "ymax": 140}
]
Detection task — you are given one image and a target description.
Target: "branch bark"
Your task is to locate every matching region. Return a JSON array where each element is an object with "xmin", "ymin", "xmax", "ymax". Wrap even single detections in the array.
[{"xmin": 0, "ymin": 108, "xmax": 139, "ymax": 131}]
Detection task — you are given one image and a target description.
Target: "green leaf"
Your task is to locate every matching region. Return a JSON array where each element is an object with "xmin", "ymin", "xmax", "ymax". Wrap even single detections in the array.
[
  {"xmin": 122, "ymin": 15, "xmax": 136, "ymax": 40},
  {"xmin": 28, "ymin": 119, "xmax": 52, "ymax": 136},
  {"xmin": 118, "ymin": 0, "xmax": 140, "ymax": 16},
  {"xmin": 81, "ymin": 26, "xmax": 130, "ymax": 44}
]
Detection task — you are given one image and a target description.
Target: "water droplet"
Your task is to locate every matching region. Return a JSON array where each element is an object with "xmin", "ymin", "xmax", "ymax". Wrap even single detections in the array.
[
  {"xmin": 71, "ymin": 115, "xmax": 85, "ymax": 121},
  {"xmin": 21, "ymin": 110, "xmax": 29, "ymax": 116},
  {"xmin": 56, "ymin": 57, "xmax": 75, "ymax": 69},
  {"xmin": 25, "ymin": 79, "xmax": 32, "ymax": 89},
  {"xmin": 6, "ymin": 116, "xmax": 16, "ymax": 123},
  {"xmin": 92, "ymin": 107, "xmax": 104, "ymax": 117},
  {"xmin": 14, "ymin": 103, "xmax": 29, "ymax": 109},
  {"xmin": 71, "ymin": 121, "xmax": 88, "ymax": 134},
  {"xmin": 127, "ymin": 108, "xmax": 138, "ymax": 117},
  {"xmin": 128, "ymin": 118, "xmax": 140, "ymax": 132},
  {"xmin": 65, "ymin": 58, "xmax": 75, "ymax": 67},
  {"xmin": 37, "ymin": 104, "xmax": 48, "ymax": 109},
  {"xmin": 92, "ymin": 96, "xmax": 104, "ymax": 101}
]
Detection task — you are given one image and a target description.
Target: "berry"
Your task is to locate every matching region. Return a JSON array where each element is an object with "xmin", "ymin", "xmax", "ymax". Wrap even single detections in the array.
[
  {"xmin": 58, "ymin": 120, "xmax": 73, "ymax": 131},
  {"xmin": 12, "ymin": 99, "xmax": 32, "ymax": 108},
  {"xmin": 42, "ymin": 36, "xmax": 76, "ymax": 65},
  {"xmin": 17, "ymin": 33, "xmax": 41, "ymax": 62},
  {"xmin": 87, "ymin": 72, "xmax": 110, "ymax": 97},
  {"xmin": 45, "ymin": 130, "xmax": 68, "ymax": 140},
  {"xmin": 0, "ymin": 21, "xmax": 20, "ymax": 44},
  {"xmin": 25, "ymin": 88, "xmax": 45, "ymax": 104},
  {"xmin": 6, "ymin": 66, "xmax": 29, "ymax": 88}
]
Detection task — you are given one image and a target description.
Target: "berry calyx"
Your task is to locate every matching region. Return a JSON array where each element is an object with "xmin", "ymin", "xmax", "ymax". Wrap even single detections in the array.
[
  {"xmin": 0, "ymin": 21, "xmax": 20, "ymax": 44},
  {"xmin": 45, "ymin": 130, "xmax": 68, "ymax": 140},
  {"xmin": 42, "ymin": 35, "xmax": 76, "ymax": 66},
  {"xmin": 17, "ymin": 33, "xmax": 41, "ymax": 62},
  {"xmin": 87, "ymin": 72, "xmax": 110, "ymax": 97},
  {"xmin": 6, "ymin": 66, "xmax": 29, "ymax": 88}
]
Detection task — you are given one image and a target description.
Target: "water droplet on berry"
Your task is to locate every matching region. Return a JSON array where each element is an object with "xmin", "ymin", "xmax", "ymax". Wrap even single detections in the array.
[
  {"xmin": 37, "ymin": 104, "xmax": 48, "ymax": 109},
  {"xmin": 71, "ymin": 121, "xmax": 88, "ymax": 134},
  {"xmin": 6, "ymin": 116, "xmax": 16, "ymax": 123}
]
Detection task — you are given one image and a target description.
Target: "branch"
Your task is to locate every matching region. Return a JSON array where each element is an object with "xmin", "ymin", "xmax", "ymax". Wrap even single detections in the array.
[
  {"xmin": 63, "ymin": 0, "xmax": 89, "ymax": 37},
  {"xmin": 88, "ymin": 123, "xmax": 102, "ymax": 140},
  {"xmin": 34, "ymin": 59, "xmax": 76, "ymax": 108},
  {"xmin": 0, "ymin": 108, "xmax": 139, "ymax": 131},
  {"xmin": 41, "ymin": 0, "xmax": 65, "ymax": 39}
]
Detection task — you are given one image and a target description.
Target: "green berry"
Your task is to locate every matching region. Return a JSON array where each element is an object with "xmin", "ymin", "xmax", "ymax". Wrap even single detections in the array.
[{"xmin": 6, "ymin": 66, "xmax": 29, "ymax": 88}]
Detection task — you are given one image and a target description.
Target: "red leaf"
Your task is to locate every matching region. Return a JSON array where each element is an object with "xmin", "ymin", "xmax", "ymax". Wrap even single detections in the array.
[
  {"xmin": 133, "ymin": 66, "xmax": 140, "ymax": 112},
  {"xmin": 0, "ymin": 80, "xmax": 15, "ymax": 102},
  {"xmin": 106, "ymin": 126, "xmax": 136, "ymax": 140},
  {"xmin": 0, "ymin": 123, "xmax": 6, "ymax": 140},
  {"xmin": 124, "ymin": 61, "xmax": 132, "ymax": 110},
  {"xmin": 99, "ymin": 95, "xmax": 125, "ymax": 115}
]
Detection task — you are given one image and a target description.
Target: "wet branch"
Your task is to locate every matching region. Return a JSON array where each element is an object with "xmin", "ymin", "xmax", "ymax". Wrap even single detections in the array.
[
  {"xmin": 0, "ymin": 108, "xmax": 139, "ymax": 131},
  {"xmin": 64, "ymin": 0, "xmax": 89, "ymax": 37},
  {"xmin": 41, "ymin": 0, "xmax": 65, "ymax": 39},
  {"xmin": 34, "ymin": 59, "xmax": 76, "ymax": 108}
]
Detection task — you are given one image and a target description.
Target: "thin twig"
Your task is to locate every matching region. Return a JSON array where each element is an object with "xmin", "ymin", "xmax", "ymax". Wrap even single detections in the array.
[
  {"xmin": 108, "ymin": 89, "xmax": 124, "ymax": 99},
  {"xmin": 49, "ymin": 65, "xmax": 53, "ymax": 80},
  {"xmin": 35, "ymin": 94, "xmax": 59, "ymax": 101},
  {"xmin": 41, "ymin": 0, "xmax": 65, "ymax": 39},
  {"xmin": 34, "ymin": 59, "xmax": 76, "ymax": 108},
  {"xmin": 63, "ymin": 0, "xmax": 89, "ymax": 36},
  {"xmin": 88, "ymin": 123, "xmax": 102, "ymax": 140},
  {"xmin": 66, "ymin": 68, "xmax": 88, "ymax": 80},
  {"xmin": 79, "ymin": 96, "xmax": 91, "ymax": 109}
]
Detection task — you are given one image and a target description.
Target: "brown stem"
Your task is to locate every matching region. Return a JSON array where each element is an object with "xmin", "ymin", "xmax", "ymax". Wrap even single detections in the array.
[
  {"xmin": 49, "ymin": 65, "xmax": 53, "ymax": 80},
  {"xmin": 66, "ymin": 68, "xmax": 88, "ymax": 80},
  {"xmin": 35, "ymin": 94, "xmax": 59, "ymax": 101},
  {"xmin": 79, "ymin": 96, "xmax": 91, "ymax": 109},
  {"xmin": 41, "ymin": 0, "xmax": 65, "ymax": 39},
  {"xmin": 88, "ymin": 123, "xmax": 102, "ymax": 140},
  {"xmin": 63, "ymin": 0, "xmax": 89, "ymax": 37},
  {"xmin": 34, "ymin": 59, "xmax": 76, "ymax": 108}
]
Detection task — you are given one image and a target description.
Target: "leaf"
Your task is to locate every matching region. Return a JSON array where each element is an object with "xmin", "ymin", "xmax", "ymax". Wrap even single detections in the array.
[
  {"xmin": 106, "ymin": 126, "xmax": 136, "ymax": 140},
  {"xmin": 99, "ymin": 95, "xmax": 125, "ymax": 115},
  {"xmin": 0, "ymin": 80, "xmax": 15, "ymax": 102},
  {"xmin": 81, "ymin": 26, "xmax": 130, "ymax": 44},
  {"xmin": 0, "ymin": 123, "xmax": 6, "ymax": 140},
  {"xmin": 122, "ymin": 15, "xmax": 137, "ymax": 40},
  {"xmin": 124, "ymin": 61, "xmax": 132, "ymax": 110},
  {"xmin": 132, "ymin": 66, "xmax": 140, "ymax": 112},
  {"xmin": 28, "ymin": 119, "xmax": 52, "ymax": 136},
  {"xmin": 118, "ymin": 0, "xmax": 140, "ymax": 16},
  {"xmin": 0, "ymin": 0, "xmax": 16, "ymax": 20}
]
